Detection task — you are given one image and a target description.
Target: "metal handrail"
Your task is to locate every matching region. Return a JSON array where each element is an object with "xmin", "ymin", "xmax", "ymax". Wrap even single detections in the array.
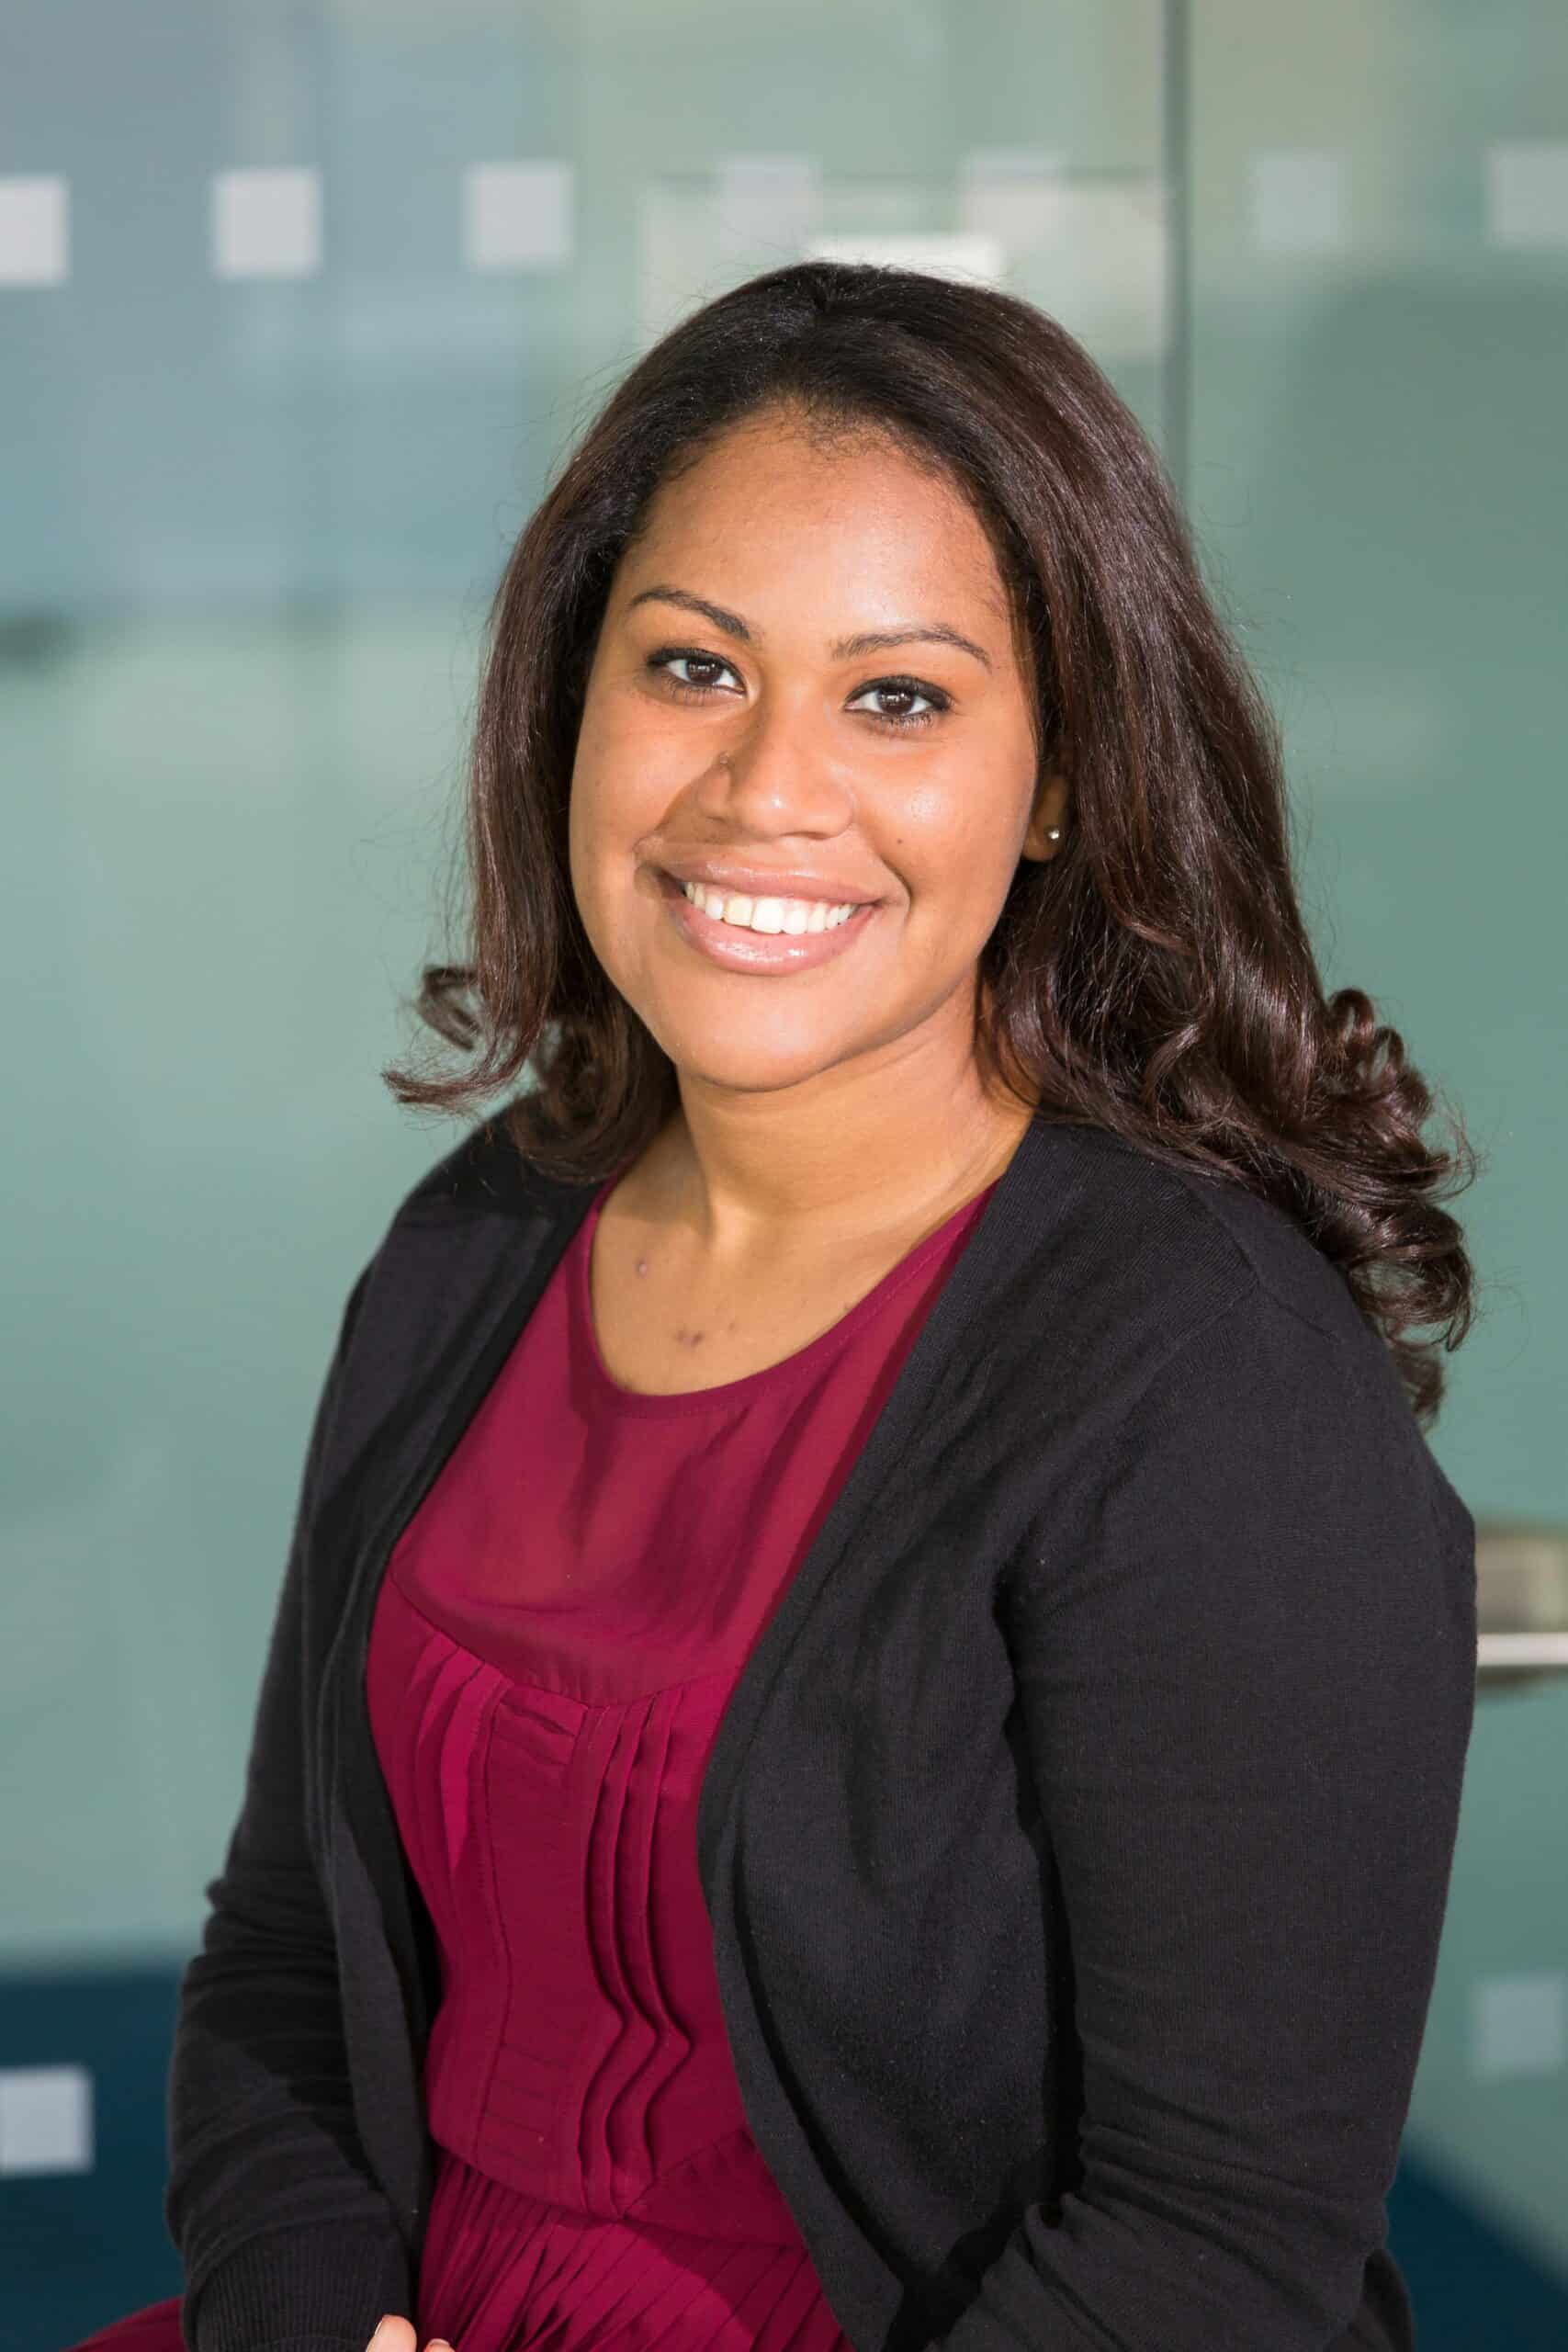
[{"xmin": 1474, "ymin": 1521, "xmax": 1568, "ymax": 1689}]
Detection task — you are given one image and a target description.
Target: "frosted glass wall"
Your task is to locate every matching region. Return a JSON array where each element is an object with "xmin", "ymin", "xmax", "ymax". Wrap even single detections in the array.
[{"xmin": 3, "ymin": 0, "xmax": 1563, "ymax": 2292}]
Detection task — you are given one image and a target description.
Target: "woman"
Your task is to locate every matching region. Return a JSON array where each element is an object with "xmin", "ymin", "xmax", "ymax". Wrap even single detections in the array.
[{"xmin": 73, "ymin": 260, "xmax": 1480, "ymax": 2352}]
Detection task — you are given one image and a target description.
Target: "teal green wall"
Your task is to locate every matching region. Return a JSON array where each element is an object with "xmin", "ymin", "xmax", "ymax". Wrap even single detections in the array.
[
  {"xmin": 1187, "ymin": 2, "xmax": 1568, "ymax": 2276},
  {"xmin": 3, "ymin": 0, "xmax": 1562, "ymax": 2304}
]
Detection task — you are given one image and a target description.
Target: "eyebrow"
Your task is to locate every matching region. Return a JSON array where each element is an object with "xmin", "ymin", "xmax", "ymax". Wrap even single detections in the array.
[{"xmin": 623, "ymin": 583, "xmax": 993, "ymax": 673}]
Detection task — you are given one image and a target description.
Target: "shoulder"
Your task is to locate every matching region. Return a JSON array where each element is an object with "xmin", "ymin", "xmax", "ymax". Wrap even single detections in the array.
[
  {"xmin": 1001, "ymin": 1128, "xmax": 1475, "ymax": 1623},
  {"xmin": 988, "ymin": 1119, "xmax": 1469, "ymax": 1516},
  {"xmin": 1015, "ymin": 1117, "xmax": 1373, "ymax": 1355},
  {"xmin": 387, "ymin": 1097, "xmax": 594, "ymax": 1228},
  {"xmin": 329, "ymin": 1099, "xmax": 593, "ymax": 1407}
]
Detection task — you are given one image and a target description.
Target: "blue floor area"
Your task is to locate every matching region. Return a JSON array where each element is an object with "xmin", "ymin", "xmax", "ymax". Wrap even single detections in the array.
[
  {"xmin": 1385, "ymin": 2161, "xmax": 1568, "ymax": 2352},
  {"xmin": 4, "ymin": 1966, "xmax": 1566, "ymax": 2350},
  {"xmin": 1, "ymin": 1971, "xmax": 182, "ymax": 2352}
]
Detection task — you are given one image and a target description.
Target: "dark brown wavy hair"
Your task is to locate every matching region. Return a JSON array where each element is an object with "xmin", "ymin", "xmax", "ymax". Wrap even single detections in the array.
[{"xmin": 384, "ymin": 258, "xmax": 1481, "ymax": 1428}]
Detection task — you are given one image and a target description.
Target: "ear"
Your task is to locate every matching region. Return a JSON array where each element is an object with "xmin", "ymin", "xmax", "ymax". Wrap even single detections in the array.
[{"xmin": 1020, "ymin": 769, "xmax": 1071, "ymax": 862}]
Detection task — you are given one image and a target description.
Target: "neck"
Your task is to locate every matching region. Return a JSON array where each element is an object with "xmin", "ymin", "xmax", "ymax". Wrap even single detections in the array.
[{"xmin": 641, "ymin": 1011, "xmax": 1037, "ymax": 1264}]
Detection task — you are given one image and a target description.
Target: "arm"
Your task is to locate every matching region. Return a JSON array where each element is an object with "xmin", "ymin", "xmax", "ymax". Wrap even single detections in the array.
[
  {"xmin": 165, "ymin": 1260, "xmax": 414, "ymax": 2352},
  {"xmin": 941, "ymin": 1282, "xmax": 1477, "ymax": 2352}
]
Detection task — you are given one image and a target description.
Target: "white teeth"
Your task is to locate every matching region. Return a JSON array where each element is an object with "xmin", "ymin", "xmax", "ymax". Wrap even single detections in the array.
[{"xmin": 682, "ymin": 881, "xmax": 859, "ymax": 933}]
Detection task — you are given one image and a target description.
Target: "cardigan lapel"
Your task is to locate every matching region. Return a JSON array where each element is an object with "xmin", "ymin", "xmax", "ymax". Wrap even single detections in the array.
[
  {"xmin": 320, "ymin": 1182, "xmax": 600, "ymax": 2243},
  {"xmin": 694, "ymin": 1110, "xmax": 1055, "ymax": 1886}
]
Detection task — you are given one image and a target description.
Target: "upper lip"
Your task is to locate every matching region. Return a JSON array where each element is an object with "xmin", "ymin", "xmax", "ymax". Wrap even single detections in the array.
[{"xmin": 656, "ymin": 853, "xmax": 882, "ymax": 907}]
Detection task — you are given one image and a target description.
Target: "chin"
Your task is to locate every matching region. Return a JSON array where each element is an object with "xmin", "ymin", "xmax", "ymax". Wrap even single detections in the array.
[{"xmin": 662, "ymin": 1028, "xmax": 859, "ymax": 1098}]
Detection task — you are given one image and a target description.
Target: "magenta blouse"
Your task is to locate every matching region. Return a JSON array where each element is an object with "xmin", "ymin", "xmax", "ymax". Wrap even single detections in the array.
[{"xmin": 361, "ymin": 1170, "xmax": 999, "ymax": 2352}]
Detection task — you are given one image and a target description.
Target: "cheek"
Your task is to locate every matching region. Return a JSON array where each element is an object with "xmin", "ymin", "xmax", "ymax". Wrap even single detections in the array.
[
  {"xmin": 573, "ymin": 698, "xmax": 671, "ymax": 839},
  {"xmin": 567, "ymin": 723, "xmax": 627, "ymax": 885},
  {"xmin": 565, "ymin": 768, "xmax": 593, "ymax": 908},
  {"xmin": 897, "ymin": 771, "xmax": 1028, "ymax": 925},
  {"xmin": 567, "ymin": 738, "xmax": 658, "ymax": 962}
]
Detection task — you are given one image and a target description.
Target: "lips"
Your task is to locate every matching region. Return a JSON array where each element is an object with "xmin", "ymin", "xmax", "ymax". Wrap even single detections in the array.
[
  {"xmin": 656, "ymin": 865, "xmax": 880, "ymax": 974},
  {"xmin": 656, "ymin": 855, "xmax": 882, "ymax": 907}
]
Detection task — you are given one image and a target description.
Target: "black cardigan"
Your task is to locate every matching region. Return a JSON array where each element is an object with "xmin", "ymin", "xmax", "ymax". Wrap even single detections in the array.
[{"xmin": 164, "ymin": 1108, "xmax": 1478, "ymax": 2352}]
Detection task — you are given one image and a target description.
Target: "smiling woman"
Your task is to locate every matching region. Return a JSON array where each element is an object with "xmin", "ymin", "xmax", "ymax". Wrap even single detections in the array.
[
  {"xmin": 82, "ymin": 262, "xmax": 1482, "ymax": 2352},
  {"xmin": 387, "ymin": 258, "xmax": 1474, "ymax": 1427}
]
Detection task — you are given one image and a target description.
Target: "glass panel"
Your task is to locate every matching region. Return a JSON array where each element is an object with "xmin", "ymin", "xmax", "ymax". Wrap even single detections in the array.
[
  {"xmin": 0, "ymin": 0, "xmax": 1168, "ymax": 1967},
  {"xmin": 1189, "ymin": 0, "xmax": 1568, "ymax": 2287}
]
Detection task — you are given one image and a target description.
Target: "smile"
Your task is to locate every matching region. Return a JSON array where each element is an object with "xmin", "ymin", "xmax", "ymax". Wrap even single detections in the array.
[
  {"xmin": 682, "ymin": 881, "xmax": 858, "ymax": 934},
  {"xmin": 656, "ymin": 867, "xmax": 879, "ymax": 974}
]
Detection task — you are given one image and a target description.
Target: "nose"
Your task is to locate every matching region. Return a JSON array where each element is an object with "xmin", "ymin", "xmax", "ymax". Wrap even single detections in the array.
[{"xmin": 694, "ymin": 697, "xmax": 855, "ymax": 836}]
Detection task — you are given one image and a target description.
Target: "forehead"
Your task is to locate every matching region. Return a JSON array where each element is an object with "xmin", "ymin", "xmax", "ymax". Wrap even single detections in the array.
[{"xmin": 621, "ymin": 413, "xmax": 1013, "ymax": 627}]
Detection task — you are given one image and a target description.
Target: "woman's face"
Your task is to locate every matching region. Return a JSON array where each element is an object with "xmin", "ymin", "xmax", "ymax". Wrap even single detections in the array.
[{"xmin": 568, "ymin": 404, "xmax": 1062, "ymax": 1098}]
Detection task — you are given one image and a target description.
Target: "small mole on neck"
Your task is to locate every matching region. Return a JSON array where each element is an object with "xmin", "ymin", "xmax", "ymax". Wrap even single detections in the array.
[{"xmin": 634, "ymin": 1256, "xmax": 649, "ymax": 1276}]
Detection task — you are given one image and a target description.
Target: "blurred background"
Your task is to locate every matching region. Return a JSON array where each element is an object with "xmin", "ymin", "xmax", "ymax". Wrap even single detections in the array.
[{"xmin": 2, "ymin": 3, "xmax": 1565, "ymax": 2345}]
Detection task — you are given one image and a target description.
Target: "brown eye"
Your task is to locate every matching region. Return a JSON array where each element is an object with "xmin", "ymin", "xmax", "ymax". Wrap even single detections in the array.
[
  {"xmin": 846, "ymin": 677, "xmax": 950, "ymax": 731},
  {"xmin": 646, "ymin": 648, "xmax": 740, "ymax": 696}
]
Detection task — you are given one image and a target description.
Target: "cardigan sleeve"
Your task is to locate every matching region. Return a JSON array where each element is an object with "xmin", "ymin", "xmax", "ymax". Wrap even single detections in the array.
[
  {"xmin": 164, "ymin": 1260, "xmax": 414, "ymax": 2352},
  {"xmin": 940, "ymin": 1277, "xmax": 1477, "ymax": 2352}
]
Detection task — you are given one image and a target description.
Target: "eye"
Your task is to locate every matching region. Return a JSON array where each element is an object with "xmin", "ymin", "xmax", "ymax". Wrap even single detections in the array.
[
  {"xmin": 845, "ymin": 676, "xmax": 950, "ymax": 731},
  {"xmin": 646, "ymin": 647, "xmax": 743, "ymax": 698},
  {"xmin": 646, "ymin": 647, "xmax": 951, "ymax": 733}
]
